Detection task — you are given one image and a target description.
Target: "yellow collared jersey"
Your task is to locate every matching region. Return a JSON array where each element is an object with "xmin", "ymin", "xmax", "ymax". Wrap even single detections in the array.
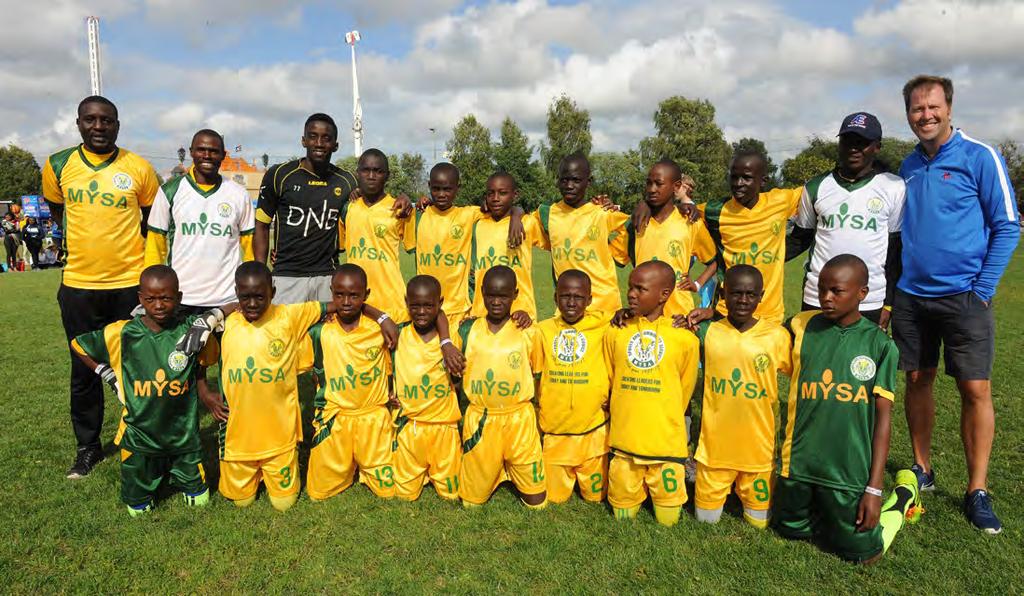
[
  {"xmin": 694, "ymin": 318, "xmax": 792, "ymax": 472},
  {"xmin": 218, "ymin": 302, "xmax": 326, "ymax": 461},
  {"xmin": 531, "ymin": 312, "xmax": 612, "ymax": 435},
  {"xmin": 470, "ymin": 215, "xmax": 548, "ymax": 320},
  {"xmin": 627, "ymin": 210, "xmax": 717, "ymax": 316},
  {"xmin": 393, "ymin": 323, "xmax": 461, "ymax": 423},
  {"xmin": 536, "ymin": 202, "xmax": 630, "ymax": 313},
  {"xmin": 339, "ymin": 194, "xmax": 416, "ymax": 322},
  {"xmin": 457, "ymin": 318, "xmax": 539, "ymax": 412},
  {"xmin": 42, "ymin": 145, "xmax": 160, "ymax": 289},
  {"xmin": 696, "ymin": 187, "xmax": 803, "ymax": 323},
  {"xmin": 604, "ymin": 316, "xmax": 699, "ymax": 461},
  {"xmin": 415, "ymin": 205, "xmax": 485, "ymax": 319},
  {"xmin": 308, "ymin": 314, "xmax": 390, "ymax": 417}
]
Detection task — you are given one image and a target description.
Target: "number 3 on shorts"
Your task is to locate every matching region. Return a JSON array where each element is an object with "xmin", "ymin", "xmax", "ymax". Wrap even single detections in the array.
[{"xmin": 662, "ymin": 468, "xmax": 678, "ymax": 493}]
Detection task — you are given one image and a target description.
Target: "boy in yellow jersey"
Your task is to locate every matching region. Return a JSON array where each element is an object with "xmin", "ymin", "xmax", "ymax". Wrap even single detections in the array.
[
  {"xmin": 690, "ymin": 265, "xmax": 792, "ymax": 528},
  {"xmin": 392, "ymin": 275, "xmax": 463, "ymax": 501},
  {"xmin": 689, "ymin": 149, "xmax": 803, "ymax": 324},
  {"xmin": 470, "ymin": 173, "xmax": 547, "ymax": 323},
  {"xmin": 415, "ymin": 163, "xmax": 523, "ymax": 323},
  {"xmin": 306, "ymin": 263, "xmax": 396, "ymax": 500},
  {"xmin": 339, "ymin": 149, "xmax": 416, "ymax": 323},
  {"xmin": 605, "ymin": 261, "xmax": 700, "ymax": 526},
  {"xmin": 185, "ymin": 261, "xmax": 397, "ymax": 511},
  {"xmin": 458, "ymin": 266, "xmax": 546, "ymax": 508},
  {"xmin": 42, "ymin": 96, "xmax": 161, "ymax": 478},
  {"xmin": 531, "ymin": 270, "xmax": 612, "ymax": 504},
  {"xmin": 537, "ymin": 154, "xmax": 630, "ymax": 313}
]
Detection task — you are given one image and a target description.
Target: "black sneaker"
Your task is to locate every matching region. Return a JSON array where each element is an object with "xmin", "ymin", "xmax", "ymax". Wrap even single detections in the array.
[
  {"xmin": 66, "ymin": 447, "xmax": 104, "ymax": 479},
  {"xmin": 964, "ymin": 489, "xmax": 1002, "ymax": 535}
]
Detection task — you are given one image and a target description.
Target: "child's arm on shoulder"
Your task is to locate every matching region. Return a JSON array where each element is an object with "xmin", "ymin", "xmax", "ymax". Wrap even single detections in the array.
[
  {"xmin": 177, "ymin": 303, "xmax": 239, "ymax": 356},
  {"xmin": 360, "ymin": 303, "xmax": 399, "ymax": 350},
  {"xmin": 857, "ymin": 397, "xmax": 892, "ymax": 532},
  {"xmin": 436, "ymin": 311, "xmax": 465, "ymax": 376}
]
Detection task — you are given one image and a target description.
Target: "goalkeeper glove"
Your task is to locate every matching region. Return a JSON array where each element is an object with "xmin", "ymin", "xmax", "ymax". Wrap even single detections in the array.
[{"xmin": 176, "ymin": 308, "xmax": 225, "ymax": 356}]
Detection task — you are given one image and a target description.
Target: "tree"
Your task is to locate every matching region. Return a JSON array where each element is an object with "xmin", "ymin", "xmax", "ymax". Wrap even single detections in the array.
[
  {"xmin": 639, "ymin": 96, "xmax": 730, "ymax": 203},
  {"xmin": 387, "ymin": 153, "xmax": 426, "ymax": 199},
  {"xmin": 732, "ymin": 137, "xmax": 778, "ymax": 189},
  {"xmin": 875, "ymin": 137, "xmax": 917, "ymax": 174},
  {"xmin": 590, "ymin": 151, "xmax": 646, "ymax": 212},
  {"xmin": 997, "ymin": 140, "xmax": 1024, "ymax": 214},
  {"xmin": 446, "ymin": 114, "xmax": 493, "ymax": 206},
  {"xmin": 0, "ymin": 144, "xmax": 41, "ymax": 199},
  {"xmin": 540, "ymin": 94, "xmax": 592, "ymax": 177},
  {"xmin": 493, "ymin": 117, "xmax": 552, "ymax": 210},
  {"xmin": 334, "ymin": 155, "xmax": 358, "ymax": 175},
  {"xmin": 780, "ymin": 137, "xmax": 837, "ymax": 187}
]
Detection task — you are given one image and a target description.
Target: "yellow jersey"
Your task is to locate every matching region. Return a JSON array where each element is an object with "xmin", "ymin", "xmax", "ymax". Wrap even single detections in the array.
[
  {"xmin": 694, "ymin": 318, "xmax": 792, "ymax": 472},
  {"xmin": 470, "ymin": 214, "xmax": 547, "ymax": 320},
  {"xmin": 339, "ymin": 194, "xmax": 416, "ymax": 323},
  {"xmin": 41, "ymin": 145, "xmax": 160, "ymax": 289},
  {"xmin": 531, "ymin": 312, "xmax": 612, "ymax": 435},
  {"xmin": 308, "ymin": 314, "xmax": 390, "ymax": 417},
  {"xmin": 536, "ymin": 201, "xmax": 630, "ymax": 313},
  {"xmin": 458, "ymin": 317, "xmax": 539, "ymax": 413},
  {"xmin": 697, "ymin": 187, "xmax": 802, "ymax": 323},
  {"xmin": 414, "ymin": 205, "xmax": 484, "ymax": 318},
  {"xmin": 604, "ymin": 316, "xmax": 699, "ymax": 461},
  {"xmin": 393, "ymin": 323, "xmax": 461, "ymax": 423},
  {"xmin": 627, "ymin": 210, "xmax": 717, "ymax": 317},
  {"xmin": 218, "ymin": 302, "xmax": 326, "ymax": 461}
]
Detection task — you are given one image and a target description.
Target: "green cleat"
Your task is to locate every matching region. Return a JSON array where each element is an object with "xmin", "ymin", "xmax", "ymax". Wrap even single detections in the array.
[
  {"xmin": 126, "ymin": 502, "xmax": 153, "ymax": 517},
  {"xmin": 183, "ymin": 489, "xmax": 210, "ymax": 507},
  {"xmin": 894, "ymin": 469, "xmax": 924, "ymax": 524}
]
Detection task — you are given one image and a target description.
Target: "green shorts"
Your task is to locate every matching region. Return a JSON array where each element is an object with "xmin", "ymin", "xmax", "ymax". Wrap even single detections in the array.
[
  {"xmin": 772, "ymin": 476, "xmax": 883, "ymax": 562},
  {"xmin": 120, "ymin": 448, "xmax": 207, "ymax": 507}
]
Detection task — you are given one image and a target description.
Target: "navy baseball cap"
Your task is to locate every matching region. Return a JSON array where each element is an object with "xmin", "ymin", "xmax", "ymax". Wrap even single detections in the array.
[{"xmin": 837, "ymin": 112, "xmax": 882, "ymax": 141}]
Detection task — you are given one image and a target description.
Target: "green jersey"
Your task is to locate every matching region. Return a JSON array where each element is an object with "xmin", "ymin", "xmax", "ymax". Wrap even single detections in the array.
[
  {"xmin": 72, "ymin": 315, "xmax": 219, "ymax": 455},
  {"xmin": 779, "ymin": 311, "xmax": 898, "ymax": 491}
]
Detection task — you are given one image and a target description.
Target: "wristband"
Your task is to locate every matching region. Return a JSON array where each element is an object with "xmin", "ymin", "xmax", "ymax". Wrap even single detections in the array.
[
  {"xmin": 882, "ymin": 305, "xmax": 892, "ymax": 312},
  {"xmin": 864, "ymin": 486, "xmax": 883, "ymax": 497},
  {"xmin": 376, "ymin": 312, "xmax": 391, "ymax": 325},
  {"xmin": 440, "ymin": 338, "xmax": 454, "ymax": 348},
  {"xmin": 94, "ymin": 364, "xmax": 106, "ymax": 374},
  {"xmin": 692, "ymin": 281, "xmax": 701, "ymax": 292}
]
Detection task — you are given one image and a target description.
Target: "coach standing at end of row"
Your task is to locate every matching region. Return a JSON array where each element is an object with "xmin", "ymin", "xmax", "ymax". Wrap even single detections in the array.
[{"xmin": 894, "ymin": 75, "xmax": 1019, "ymax": 535}]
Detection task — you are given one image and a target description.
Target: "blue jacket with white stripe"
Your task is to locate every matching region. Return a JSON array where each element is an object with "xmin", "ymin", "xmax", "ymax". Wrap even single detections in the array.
[{"xmin": 899, "ymin": 129, "xmax": 1020, "ymax": 302}]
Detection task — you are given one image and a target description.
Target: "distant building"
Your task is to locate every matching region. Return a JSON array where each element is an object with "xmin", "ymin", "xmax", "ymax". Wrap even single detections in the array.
[{"xmin": 220, "ymin": 152, "xmax": 264, "ymax": 201}]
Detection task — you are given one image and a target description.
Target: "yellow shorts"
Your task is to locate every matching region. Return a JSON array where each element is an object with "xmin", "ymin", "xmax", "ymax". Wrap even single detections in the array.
[
  {"xmin": 307, "ymin": 407, "xmax": 395, "ymax": 500},
  {"xmin": 543, "ymin": 426, "xmax": 609, "ymax": 504},
  {"xmin": 393, "ymin": 419, "xmax": 462, "ymax": 501},
  {"xmin": 694, "ymin": 463, "xmax": 773, "ymax": 511},
  {"xmin": 460, "ymin": 405, "xmax": 544, "ymax": 505},
  {"xmin": 608, "ymin": 453, "xmax": 687, "ymax": 509},
  {"xmin": 219, "ymin": 448, "xmax": 299, "ymax": 501}
]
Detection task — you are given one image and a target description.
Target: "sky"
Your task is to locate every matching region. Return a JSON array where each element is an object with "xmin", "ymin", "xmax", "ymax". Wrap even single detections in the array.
[{"xmin": 3, "ymin": 0, "xmax": 1024, "ymax": 175}]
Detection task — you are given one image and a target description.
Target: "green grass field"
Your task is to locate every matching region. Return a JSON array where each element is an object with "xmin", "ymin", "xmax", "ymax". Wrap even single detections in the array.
[{"xmin": 1, "ymin": 253, "xmax": 1021, "ymax": 593}]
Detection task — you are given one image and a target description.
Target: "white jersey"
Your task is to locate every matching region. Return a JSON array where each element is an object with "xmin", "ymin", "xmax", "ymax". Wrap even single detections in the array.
[
  {"xmin": 794, "ymin": 171, "xmax": 905, "ymax": 310},
  {"xmin": 148, "ymin": 174, "xmax": 254, "ymax": 306}
]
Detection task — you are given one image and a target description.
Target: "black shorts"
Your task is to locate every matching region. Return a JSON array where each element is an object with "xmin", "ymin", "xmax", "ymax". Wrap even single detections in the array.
[{"xmin": 891, "ymin": 289, "xmax": 994, "ymax": 380}]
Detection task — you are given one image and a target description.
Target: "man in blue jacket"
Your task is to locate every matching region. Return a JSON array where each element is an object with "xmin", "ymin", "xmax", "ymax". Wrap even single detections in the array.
[{"xmin": 894, "ymin": 75, "xmax": 1019, "ymax": 535}]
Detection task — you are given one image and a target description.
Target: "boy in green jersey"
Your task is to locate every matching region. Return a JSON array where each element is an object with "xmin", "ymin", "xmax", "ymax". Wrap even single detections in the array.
[
  {"xmin": 774, "ymin": 254, "xmax": 922, "ymax": 563},
  {"xmin": 72, "ymin": 265, "xmax": 220, "ymax": 516}
]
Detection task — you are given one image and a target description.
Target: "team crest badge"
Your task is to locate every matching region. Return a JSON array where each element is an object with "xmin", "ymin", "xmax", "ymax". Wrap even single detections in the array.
[
  {"xmin": 753, "ymin": 352, "xmax": 771, "ymax": 373},
  {"xmin": 553, "ymin": 329, "xmax": 587, "ymax": 364},
  {"xmin": 167, "ymin": 351, "xmax": 189, "ymax": 372},
  {"xmin": 667, "ymin": 240, "xmax": 683, "ymax": 258},
  {"xmin": 586, "ymin": 225, "xmax": 600, "ymax": 241},
  {"xmin": 507, "ymin": 352, "xmax": 522, "ymax": 370},
  {"xmin": 374, "ymin": 224, "xmax": 388, "ymax": 238},
  {"xmin": 268, "ymin": 338, "xmax": 285, "ymax": 358},
  {"xmin": 112, "ymin": 173, "xmax": 133, "ymax": 191},
  {"xmin": 626, "ymin": 330, "xmax": 665, "ymax": 370},
  {"xmin": 218, "ymin": 202, "xmax": 232, "ymax": 218},
  {"xmin": 450, "ymin": 224, "xmax": 464, "ymax": 240},
  {"xmin": 366, "ymin": 346, "xmax": 382, "ymax": 360},
  {"xmin": 771, "ymin": 221, "xmax": 782, "ymax": 236},
  {"xmin": 334, "ymin": 187, "xmax": 343, "ymax": 197},
  {"xmin": 850, "ymin": 355, "xmax": 876, "ymax": 381},
  {"xmin": 866, "ymin": 197, "xmax": 884, "ymax": 214}
]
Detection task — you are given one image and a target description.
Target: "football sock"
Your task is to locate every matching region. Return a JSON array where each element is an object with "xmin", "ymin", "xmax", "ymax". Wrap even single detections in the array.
[
  {"xmin": 880, "ymin": 485, "xmax": 914, "ymax": 553},
  {"xmin": 614, "ymin": 505, "xmax": 640, "ymax": 520},
  {"xmin": 523, "ymin": 499, "xmax": 548, "ymax": 511},
  {"xmin": 232, "ymin": 495, "xmax": 256, "ymax": 508},
  {"xmin": 654, "ymin": 504, "xmax": 681, "ymax": 527},
  {"xmin": 742, "ymin": 508, "xmax": 770, "ymax": 529},
  {"xmin": 462, "ymin": 500, "xmax": 482, "ymax": 509},
  {"xmin": 183, "ymin": 489, "xmax": 209, "ymax": 507},
  {"xmin": 269, "ymin": 493, "xmax": 298, "ymax": 512},
  {"xmin": 695, "ymin": 506, "xmax": 723, "ymax": 524},
  {"xmin": 126, "ymin": 502, "xmax": 153, "ymax": 517}
]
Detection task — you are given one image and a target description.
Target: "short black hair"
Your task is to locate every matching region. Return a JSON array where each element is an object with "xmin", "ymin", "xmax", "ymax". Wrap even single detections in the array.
[
  {"xmin": 407, "ymin": 274, "xmax": 442, "ymax": 297},
  {"xmin": 359, "ymin": 148, "xmax": 389, "ymax": 170},
  {"xmin": 487, "ymin": 171, "xmax": 517, "ymax": 190},
  {"xmin": 556, "ymin": 269, "xmax": 591, "ymax": 291},
  {"xmin": 78, "ymin": 95, "xmax": 118, "ymax": 119},
  {"xmin": 634, "ymin": 260, "xmax": 676, "ymax": 290},
  {"xmin": 140, "ymin": 264, "xmax": 178, "ymax": 288},
  {"xmin": 235, "ymin": 261, "xmax": 273, "ymax": 286},
  {"xmin": 652, "ymin": 159, "xmax": 682, "ymax": 181},
  {"xmin": 822, "ymin": 253, "xmax": 869, "ymax": 286},
  {"xmin": 732, "ymin": 146, "xmax": 767, "ymax": 166},
  {"xmin": 334, "ymin": 262, "xmax": 368, "ymax": 288},
  {"xmin": 724, "ymin": 264, "xmax": 763, "ymax": 290},
  {"xmin": 482, "ymin": 265, "xmax": 517, "ymax": 290},
  {"xmin": 191, "ymin": 128, "xmax": 224, "ymax": 149},
  {"xmin": 304, "ymin": 113, "xmax": 338, "ymax": 138},
  {"xmin": 559, "ymin": 152, "xmax": 591, "ymax": 172},
  {"xmin": 430, "ymin": 162, "xmax": 460, "ymax": 182}
]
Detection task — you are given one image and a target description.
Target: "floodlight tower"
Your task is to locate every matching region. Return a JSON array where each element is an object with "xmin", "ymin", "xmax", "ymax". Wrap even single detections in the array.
[
  {"xmin": 86, "ymin": 16, "xmax": 102, "ymax": 95},
  {"xmin": 345, "ymin": 30, "xmax": 363, "ymax": 157}
]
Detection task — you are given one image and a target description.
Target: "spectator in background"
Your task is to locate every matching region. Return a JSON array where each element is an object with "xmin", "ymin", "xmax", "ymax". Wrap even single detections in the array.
[
  {"xmin": 23, "ymin": 216, "xmax": 45, "ymax": 269},
  {"xmin": 2, "ymin": 212, "xmax": 21, "ymax": 271},
  {"xmin": 49, "ymin": 219, "xmax": 65, "ymax": 263}
]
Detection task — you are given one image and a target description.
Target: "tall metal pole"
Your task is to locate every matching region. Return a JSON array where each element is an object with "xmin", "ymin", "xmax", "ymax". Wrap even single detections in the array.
[
  {"xmin": 345, "ymin": 30, "xmax": 363, "ymax": 157},
  {"xmin": 86, "ymin": 16, "xmax": 102, "ymax": 96}
]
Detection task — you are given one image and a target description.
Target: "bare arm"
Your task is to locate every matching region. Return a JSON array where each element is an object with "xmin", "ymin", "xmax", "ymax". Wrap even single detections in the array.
[
  {"xmin": 254, "ymin": 221, "xmax": 271, "ymax": 264},
  {"xmin": 857, "ymin": 397, "xmax": 892, "ymax": 532}
]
